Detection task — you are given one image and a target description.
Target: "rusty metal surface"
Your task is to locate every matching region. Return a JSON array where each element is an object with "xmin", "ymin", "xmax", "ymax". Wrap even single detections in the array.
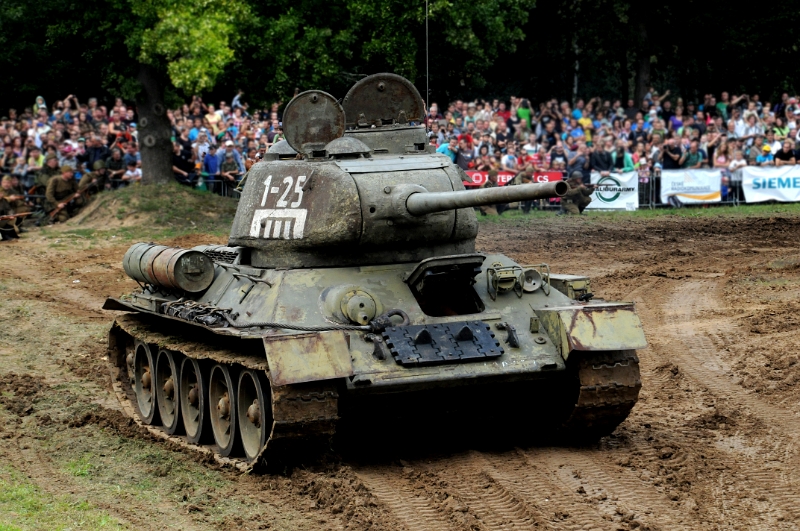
[
  {"xmin": 282, "ymin": 90, "xmax": 344, "ymax": 154},
  {"xmin": 112, "ymin": 314, "xmax": 267, "ymax": 369},
  {"xmin": 342, "ymin": 73, "xmax": 425, "ymax": 128},
  {"xmin": 536, "ymin": 302, "xmax": 648, "ymax": 359},
  {"xmin": 264, "ymin": 332, "xmax": 353, "ymax": 386}
]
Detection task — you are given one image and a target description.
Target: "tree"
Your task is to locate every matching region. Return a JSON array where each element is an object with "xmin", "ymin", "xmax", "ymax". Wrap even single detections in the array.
[
  {"xmin": 0, "ymin": 0, "xmax": 246, "ymax": 183},
  {"xmin": 230, "ymin": 0, "xmax": 536, "ymax": 106}
]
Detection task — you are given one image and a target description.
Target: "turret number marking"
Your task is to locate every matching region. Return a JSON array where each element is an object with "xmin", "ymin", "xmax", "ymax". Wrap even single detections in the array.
[{"xmin": 252, "ymin": 175, "xmax": 308, "ymax": 240}]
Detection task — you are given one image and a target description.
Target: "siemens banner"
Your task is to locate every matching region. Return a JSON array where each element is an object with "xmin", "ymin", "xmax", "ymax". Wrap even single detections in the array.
[
  {"xmin": 660, "ymin": 169, "xmax": 722, "ymax": 204},
  {"xmin": 586, "ymin": 171, "xmax": 639, "ymax": 210},
  {"xmin": 742, "ymin": 166, "xmax": 800, "ymax": 203}
]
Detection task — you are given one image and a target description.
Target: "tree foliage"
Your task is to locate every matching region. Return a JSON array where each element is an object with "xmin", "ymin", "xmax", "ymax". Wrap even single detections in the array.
[{"xmin": 1, "ymin": 0, "xmax": 799, "ymax": 113}]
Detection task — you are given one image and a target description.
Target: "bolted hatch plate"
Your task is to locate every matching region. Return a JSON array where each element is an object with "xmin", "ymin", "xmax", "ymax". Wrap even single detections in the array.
[{"xmin": 382, "ymin": 321, "xmax": 503, "ymax": 367}]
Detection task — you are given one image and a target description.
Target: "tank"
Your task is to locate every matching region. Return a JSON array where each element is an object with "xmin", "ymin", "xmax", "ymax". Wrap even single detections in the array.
[{"xmin": 104, "ymin": 73, "xmax": 647, "ymax": 470}]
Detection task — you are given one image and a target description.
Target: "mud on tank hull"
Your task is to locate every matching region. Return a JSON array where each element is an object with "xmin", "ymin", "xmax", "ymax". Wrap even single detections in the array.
[{"xmin": 105, "ymin": 248, "xmax": 647, "ymax": 471}]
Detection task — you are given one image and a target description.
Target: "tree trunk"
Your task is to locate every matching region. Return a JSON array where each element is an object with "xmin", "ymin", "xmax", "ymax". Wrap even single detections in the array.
[
  {"xmin": 137, "ymin": 64, "xmax": 173, "ymax": 185},
  {"xmin": 634, "ymin": 22, "xmax": 650, "ymax": 106},
  {"xmin": 618, "ymin": 49, "xmax": 629, "ymax": 103}
]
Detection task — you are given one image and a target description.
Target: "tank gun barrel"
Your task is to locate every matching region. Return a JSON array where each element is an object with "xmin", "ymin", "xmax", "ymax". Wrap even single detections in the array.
[{"xmin": 406, "ymin": 180, "xmax": 568, "ymax": 216}]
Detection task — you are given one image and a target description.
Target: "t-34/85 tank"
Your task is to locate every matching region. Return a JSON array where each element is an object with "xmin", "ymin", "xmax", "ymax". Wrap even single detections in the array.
[{"xmin": 104, "ymin": 73, "xmax": 647, "ymax": 470}]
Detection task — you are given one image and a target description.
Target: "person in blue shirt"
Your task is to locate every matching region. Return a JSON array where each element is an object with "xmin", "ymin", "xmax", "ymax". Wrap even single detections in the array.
[
  {"xmin": 203, "ymin": 145, "xmax": 220, "ymax": 192},
  {"xmin": 216, "ymin": 141, "xmax": 245, "ymax": 173},
  {"xmin": 188, "ymin": 118, "xmax": 202, "ymax": 142},
  {"xmin": 756, "ymin": 145, "xmax": 775, "ymax": 166},
  {"xmin": 436, "ymin": 138, "xmax": 458, "ymax": 162}
]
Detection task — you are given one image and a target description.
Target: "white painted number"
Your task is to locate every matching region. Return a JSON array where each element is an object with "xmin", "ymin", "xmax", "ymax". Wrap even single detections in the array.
[
  {"xmin": 260, "ymin": 175, "xmax": 273, "ymax": 207},
  {"xmin": 291, "ymin": 175, "xmax": 306, "ymax": 208},
  {"xmin": 251, "ymin": 174, "xmax": 309, "ymax": 240},
  {"xmin": 276, "ymin": 176, "xmax": 293, "ymax": 207}
]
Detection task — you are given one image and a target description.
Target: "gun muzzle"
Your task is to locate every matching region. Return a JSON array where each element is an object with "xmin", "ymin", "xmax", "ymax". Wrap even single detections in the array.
[{"xmin": 406, "ymin": 180, "xmax": 568, "ymax": 216}]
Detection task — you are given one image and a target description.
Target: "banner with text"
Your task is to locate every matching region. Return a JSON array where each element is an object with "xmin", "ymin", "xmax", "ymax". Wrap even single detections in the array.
[
  {"xmin": 659, "ymin": 169, "xmax": 722, "ymax": 204},
  {"xmin": 464, "ymin": 170, "xmax": 563, "ymax": 187},
  {"xmin": 585, "ymin": 171, "xmax": 639, "ymax": 210},
  {"xmin": 742, "ymin": 166, "xmax": 800, "ymax": 203}
]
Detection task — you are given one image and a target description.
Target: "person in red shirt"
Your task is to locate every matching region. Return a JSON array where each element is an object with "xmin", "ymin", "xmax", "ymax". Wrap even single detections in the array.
[
  {"xmin": 496, "ymin": 102, "xmax": 511, "ymax": 122},
  {"xmin": 532, "ymin": 147, "xmax": 551, "ymax": 171}
]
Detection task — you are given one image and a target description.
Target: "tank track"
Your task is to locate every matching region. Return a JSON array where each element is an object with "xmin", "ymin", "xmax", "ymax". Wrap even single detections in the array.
[
  {"xmin": 559, "ymin": 349, "xmax": 642, "ymax": 440},
  {"xmin": 106, "ymin": 315, "xmax": 640, "ymax": 470},
  {"xmin": 107, "ymin": 314, "xmax": 338, "ymax": 472}
]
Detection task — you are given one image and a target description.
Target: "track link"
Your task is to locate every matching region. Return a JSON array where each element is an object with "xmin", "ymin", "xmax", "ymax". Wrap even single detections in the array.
[
  {"xmin": 559, "ymin": 350, "xmax": 642, "ymax": 440},
  {"xmin": 107, "ymin": 314, "xmax": 338, "ymax": 472}
]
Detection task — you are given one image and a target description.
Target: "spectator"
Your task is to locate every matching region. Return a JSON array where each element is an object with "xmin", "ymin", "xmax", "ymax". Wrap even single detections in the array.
[
  {"xmin": 590, "ymin": 138, "xmax": 613, "ymax": 176},
  {"xmin": 611, "ymin": 140, "xmax": 635, "ymax": 172},
  {"xmin": 219, "ymin": 152, "xmax": 241, "ymax": 182},
  {"xmin": 661, "ymin": 137, "xmax": 683, "ymax": 170},
  {"xmin": 455, "ymin": 139, "xmax": 475, "ymax": 170},
  {"xmin": 680, "ymin": 140, "xmax": 704, "ymax": 168},
  {"xmin": 756, "ymin": 145, "xmax": 774, "ymax": 166},
  {"xmin": 122, "ymin": 161, "xmax": 142, "ymax": 185},
  {"xmin": 216, "ymin": 140, "xmax": 245, "ymax": 174},
  {"xmin": 774, "ymin": 140, "xmax": 796, "ymax": 167},
  {"xmin": 172, "ymin": 142, "xmax": 196, "ymax": 185},
  {"xmin": 436, "ymin": 138, "xmax": 457, "ymax": 162}
]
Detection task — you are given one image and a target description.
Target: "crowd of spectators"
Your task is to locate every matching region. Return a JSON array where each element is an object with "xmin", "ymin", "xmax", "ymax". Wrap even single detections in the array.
[
  {"xmin": 4, "ymin": 88, "xmax": 800, "ymax": 212},
  {"xmin": 425, "ymin": 91, "xmax": 800, "ymax": 202},
  {"xmin": 0, "ymin": 91, "xmax": 286, "ymax": 200}
]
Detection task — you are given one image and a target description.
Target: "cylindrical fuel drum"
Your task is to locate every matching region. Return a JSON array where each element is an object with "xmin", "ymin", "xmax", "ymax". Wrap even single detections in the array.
[{"xmin": 122, "ymin": 243, "xmax": 215, "ymax": 293}]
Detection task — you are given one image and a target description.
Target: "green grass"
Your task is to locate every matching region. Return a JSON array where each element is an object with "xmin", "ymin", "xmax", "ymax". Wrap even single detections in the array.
[
  {"xmin": 64, "ymin": 456, "xmax": 95, "ymax": 478},
  {"xmin": 0, "ymin": 466, "xmax": 124, "ymax": 531},
  {"xmin": 110, "ymin": 182, "xmax": 237, "ymax": 234},
  {"xmin": 478, "ymin": 202, "xmax": 800, "ymax": 224}
]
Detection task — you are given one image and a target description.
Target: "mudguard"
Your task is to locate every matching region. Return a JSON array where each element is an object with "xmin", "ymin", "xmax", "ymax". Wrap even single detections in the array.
[{"xmin": 535, "ymin": 302, "xmax": 647, "ymax": 359}]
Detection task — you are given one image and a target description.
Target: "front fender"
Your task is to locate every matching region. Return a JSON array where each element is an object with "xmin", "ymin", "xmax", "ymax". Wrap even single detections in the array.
[{"xmin": 535, "ymin": 302, "xmax": 647, "ymax": 360}]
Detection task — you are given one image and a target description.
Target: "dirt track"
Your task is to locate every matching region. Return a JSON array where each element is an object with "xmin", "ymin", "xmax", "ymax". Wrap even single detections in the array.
[{"xmin": 1, "ymin": 212, "xmax": 800, "ymax": 530}]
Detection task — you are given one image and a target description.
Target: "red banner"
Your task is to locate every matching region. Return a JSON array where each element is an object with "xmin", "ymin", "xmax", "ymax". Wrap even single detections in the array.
[{"xmin": 463, "ymin": 170, "xmax": 564, "ymax": 187}]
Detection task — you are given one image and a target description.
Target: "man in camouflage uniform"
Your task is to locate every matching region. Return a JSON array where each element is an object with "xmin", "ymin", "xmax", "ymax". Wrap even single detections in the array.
[
  {"xmin": 0, "ymin": 187, "xmax": 20, "ymax": 241},
  {"xmin": 509, "ymin": 166, "xmax": 537, "ymax": 213},
  {"xmin": 1, "ymin": 175, "xmax": 31, "ymax": 231},
  {"xmin": 35, "ymin": 154, "xmax": 61, "ymax": 190},
  {"xmin": 46, "ymin": 166, "xmax": 84, "ymax": 223},
  {"xmin": 561, "ymin": 171, "xmax": 594, "ymax": 215},
  {"xmin": 78, "ymin": 159, "xmax": 112, "ymax": 194}
]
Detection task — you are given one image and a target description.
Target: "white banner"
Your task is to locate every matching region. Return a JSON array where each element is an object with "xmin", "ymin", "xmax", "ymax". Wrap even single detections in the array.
[
  {"xmin": 586, "ymin": 171, "xmax": 639, "ymax": 210},
  {"xmin": 742, "ymin": 166, "xmax": 800, "ymax": 203},
  {"xmin": 659, "ymin": 169, "xmax": 722, "ymax": 204}
]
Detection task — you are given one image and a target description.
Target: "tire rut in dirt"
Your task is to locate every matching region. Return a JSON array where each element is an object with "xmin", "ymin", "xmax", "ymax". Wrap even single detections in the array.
[
  {"xmin": 419, "ymin": 452, "xmax": 548, "ymax": 530},
  {"xmin": 559, "ymin": 448, "xmax": 694, "ymax": 530},
  {"xmin": 488, "ymin": 450, "xmax": 616, "ymax": 531},
  {"xmin": 664, "ymin": 280, "xmax": 800, "ymax": 441},
  {"xmin": 354, "ymin": 468, "xmax": 456, "ymax": 531}
]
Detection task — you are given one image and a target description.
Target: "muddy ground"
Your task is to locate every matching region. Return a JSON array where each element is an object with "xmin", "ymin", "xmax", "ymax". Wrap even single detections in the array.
[{"xmin": 1, "ymin": 208, "xmax": 800, "ymax": 530}]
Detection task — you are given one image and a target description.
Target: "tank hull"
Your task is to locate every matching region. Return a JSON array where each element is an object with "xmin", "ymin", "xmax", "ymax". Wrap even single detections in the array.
[{"xmin": 105, "ymin": 249, "xmax": 646, "ymax": 470}]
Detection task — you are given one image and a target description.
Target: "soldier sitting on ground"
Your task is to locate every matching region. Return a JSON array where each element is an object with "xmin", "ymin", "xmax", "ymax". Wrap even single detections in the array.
[
  {"xmin": 478, "ymin": 170, "xmax": 509, "ymax": 216},
  {"xmin": 560, "ymin": 171, "xmax": 595, "ymax": 215},
  {"xmin": 78, "ymin": 159, "xmax": 112, "ymax": 194},
  {"xmin": 46, "ymin": 166, "xmax": 85, "ymax": 223},
  {"xmin": 1, "ymin": 175, "xmax": 31, "ymax": 232},
  {"xmin": 0, "ymin": 187, "xmax": 20, "ymax": 241}
]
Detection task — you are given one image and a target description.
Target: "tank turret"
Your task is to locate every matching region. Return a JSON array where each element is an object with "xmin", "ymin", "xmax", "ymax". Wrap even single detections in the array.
[{"xmin": 229, "ymin": 80, "xmax": 565, "ymax": 268}]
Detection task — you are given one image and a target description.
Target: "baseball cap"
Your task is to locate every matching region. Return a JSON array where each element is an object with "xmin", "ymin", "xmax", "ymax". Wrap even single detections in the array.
[
  {"xmin": 225, "ymin": 140, "xmax": 234, "ymax": 147},
  {"xmin": 762, "ymin": 145, "xmax": 771, "ymax": 152}
]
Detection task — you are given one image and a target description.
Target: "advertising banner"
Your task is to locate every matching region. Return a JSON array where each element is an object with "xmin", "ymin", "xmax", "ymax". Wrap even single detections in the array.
[
  {"xmin": 742, "ymin": 166, "xmax": 800, "ymax": 203},
  {"xmin": 463, "ymin": 170, "xmax": 563, "ymax": 187},
  {"xmin": 659, "ymin": 169, "xmax": 722, "ymax": 204},
  {"xmin": 585, "ymin": 171, "xmax": 639, "ymax": 210}
]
